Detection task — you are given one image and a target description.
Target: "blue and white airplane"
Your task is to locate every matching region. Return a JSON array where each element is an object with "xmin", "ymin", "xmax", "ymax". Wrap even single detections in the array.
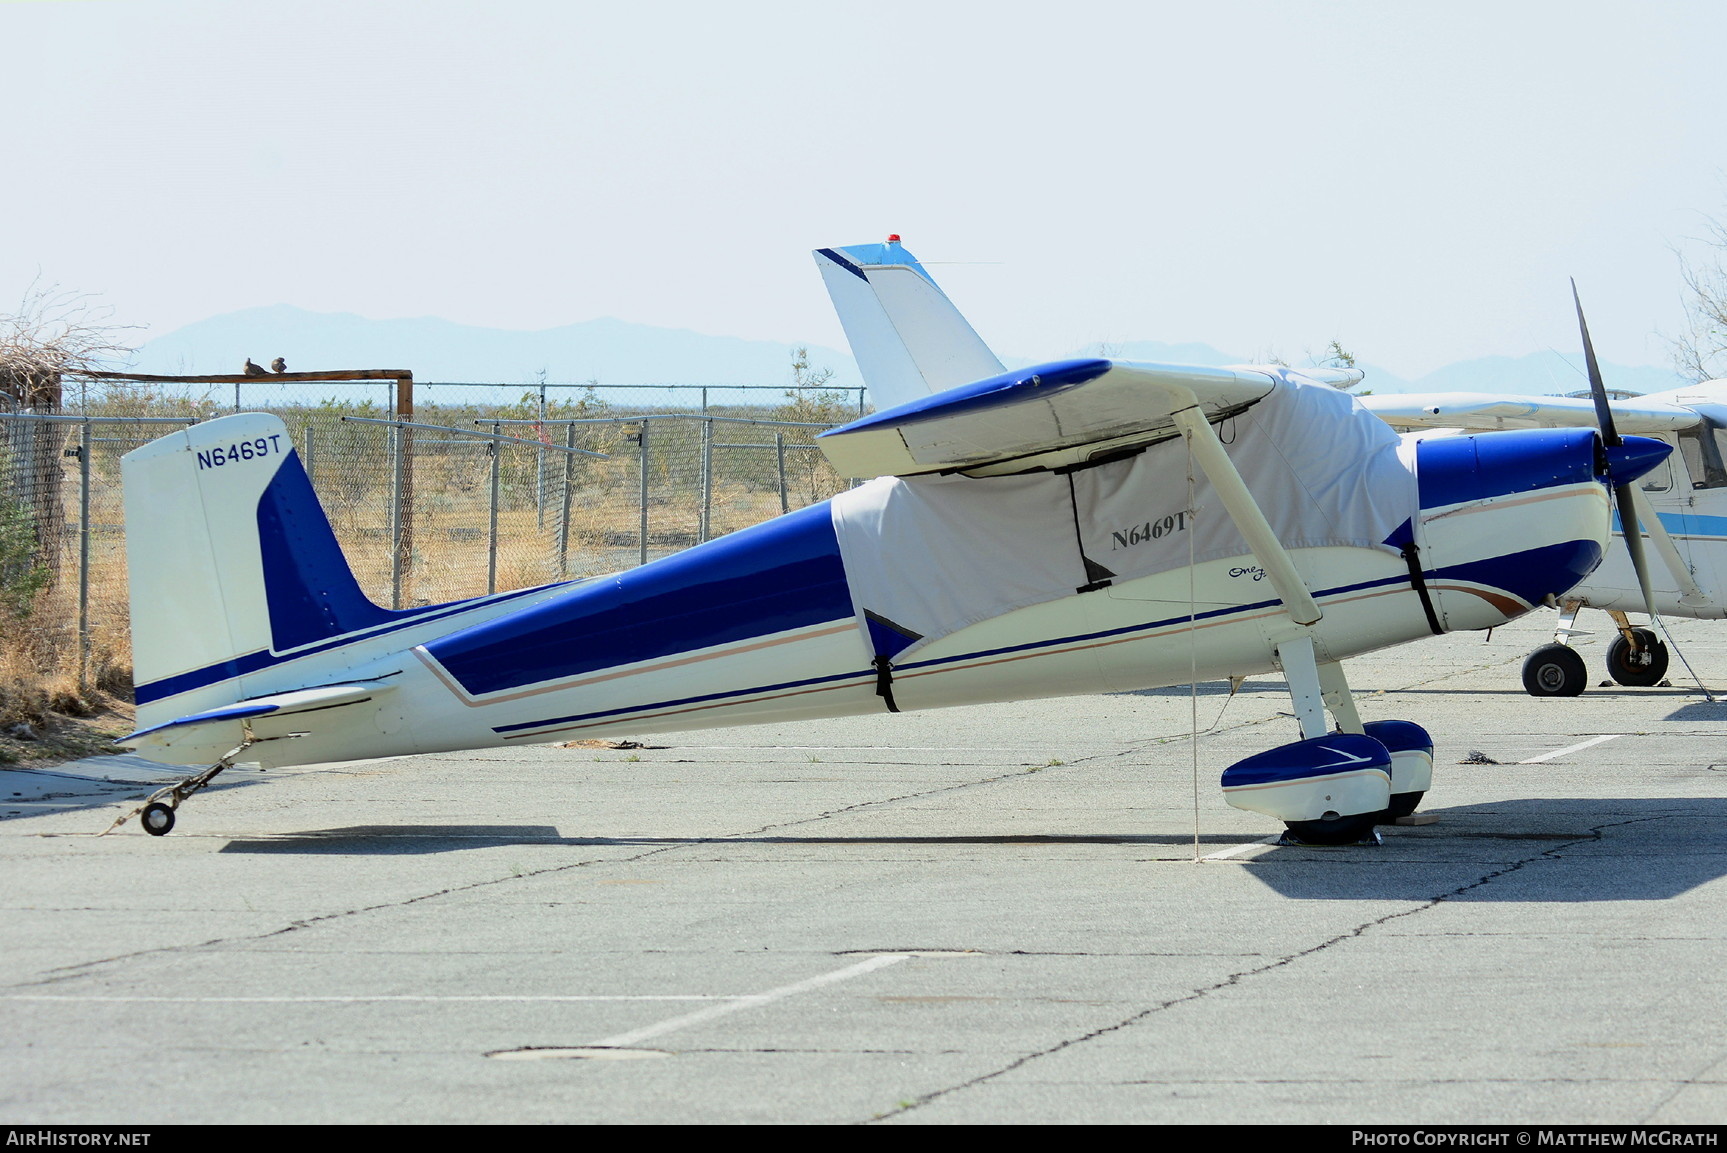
[
  {"xmin": 113, "ymin": 239, "xmax": 1668, "ymax": 844},
  {"xmin": 1364, "ymin": 374, "xmax": 1727, "ymax": 695}
]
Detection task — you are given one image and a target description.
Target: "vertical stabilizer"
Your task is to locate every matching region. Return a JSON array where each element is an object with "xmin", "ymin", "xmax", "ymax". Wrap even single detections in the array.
[
  {"xmin": 814, "ymin": 237, "xmax": 1005, "ymax": 411},
  {"xmin": 123, "ymin": 413, "xmax": 392, "ymax": 719}
]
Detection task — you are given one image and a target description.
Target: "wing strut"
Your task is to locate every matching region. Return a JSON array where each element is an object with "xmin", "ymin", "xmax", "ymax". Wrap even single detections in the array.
[
  {"xmin": 1626, "ymin": 486, "xmax": 1711, "ymax": 607},
  {"xmin": 1169, "ymin": 392, "xmax": 1323, "ymax": 626}
]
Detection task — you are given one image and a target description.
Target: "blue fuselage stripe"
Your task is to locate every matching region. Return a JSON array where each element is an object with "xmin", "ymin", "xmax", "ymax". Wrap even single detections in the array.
[
  {"xmin": 423, "ymin": 503, "xmax": 852, "ymax": 698},
  {"xmin": 1613, "ymin": 509, "xmax": 1727, "ymax": 539},
  {"xmin": 133, "ymin": 584, "xmax": 553, "ymax": 706},
  {"xmin": 1430, "ymin": 540, "xmax": 1603, "ymax": 609}
]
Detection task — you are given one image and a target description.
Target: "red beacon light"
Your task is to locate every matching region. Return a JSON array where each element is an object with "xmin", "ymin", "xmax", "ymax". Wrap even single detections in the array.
[{"xmin": 887, "ymin": 234, "xmax": 901, "ymax": 243}]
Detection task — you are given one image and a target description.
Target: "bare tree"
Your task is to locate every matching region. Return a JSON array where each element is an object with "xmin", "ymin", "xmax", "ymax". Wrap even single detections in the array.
[
  {"xmin": 1669, "ymin": 218, "xmax": 1727, "ymax": 384},
  {"xmin": 0, "ymin": 283, "xmax": 136, "ymax": 588},
  {"xmin": 0, "ymin": 281, "xmax": 136, "ymax": 407}
]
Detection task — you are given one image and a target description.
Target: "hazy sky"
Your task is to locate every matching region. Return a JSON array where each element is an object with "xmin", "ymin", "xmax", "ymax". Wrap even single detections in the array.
[{"xmin": 7, "ymin": 0, "xmax": 1727, "ymax": 380}]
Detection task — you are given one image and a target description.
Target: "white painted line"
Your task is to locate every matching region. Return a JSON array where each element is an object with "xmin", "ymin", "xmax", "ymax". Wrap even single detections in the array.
[
  {"xmin": 586, "ymin": 953, "xmax": 910, "ymax": 1049},
  {"xmin": 0, "ymin": 995, "xmax": 727, "ymax": 1004},
  {"xmin": 1201, "ymin": 836, "xmax": 1280, "ymax": 862},
  {"xmin": 1517, "ymin": 734, "xmax": 1623, "ymax": 765}
]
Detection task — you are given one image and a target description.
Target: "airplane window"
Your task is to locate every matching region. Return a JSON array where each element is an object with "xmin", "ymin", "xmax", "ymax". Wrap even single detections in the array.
[
  {"xmin": 1678, "ymin": 424, "xmax": 1727, "ymax": 489},
  {"xmin": 1639, "ymin": 453, "xmax": 1673, "ymax": 493}
]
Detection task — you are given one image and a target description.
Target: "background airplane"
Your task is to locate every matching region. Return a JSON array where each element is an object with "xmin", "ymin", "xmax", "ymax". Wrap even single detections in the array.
[
  {"xmin": 1363, "ymin": 378, "xmax": 1727, "ymax": 696},
  {"xmin": 112, "ymin": 242, "xmax": 1665, "ymax": 846}
]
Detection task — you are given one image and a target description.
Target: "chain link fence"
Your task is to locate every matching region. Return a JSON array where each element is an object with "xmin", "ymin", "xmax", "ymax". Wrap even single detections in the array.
[{"xmin": 1, "ymin": 377, "xmax": 865, "ymax": 696}]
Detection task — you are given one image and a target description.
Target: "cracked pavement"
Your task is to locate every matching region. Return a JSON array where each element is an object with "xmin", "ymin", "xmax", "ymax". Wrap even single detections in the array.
[{"xmin": 3, "ymin": 611, "xmax": 1726, "ymax": 1124}]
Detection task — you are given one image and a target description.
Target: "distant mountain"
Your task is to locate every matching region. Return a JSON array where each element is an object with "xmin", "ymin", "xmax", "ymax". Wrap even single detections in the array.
[
  {"xmin": 131, "ymin": 305, "xmax": 861, "ymax": 389},
  {"xmin": 1400, "ymin": 352, "xmax": 1687, "ymax": 398},
  {"xmin": 130, "ymin": 306, "xmax": 1689, "ymax": 401}
]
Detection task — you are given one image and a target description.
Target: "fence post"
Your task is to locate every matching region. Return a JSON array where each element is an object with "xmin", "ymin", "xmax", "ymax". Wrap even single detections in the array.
[
  {"xmin": 637, "ymin": 421, "xmax": 649, "ymax": 568},
  {"xmin": 394, "ymin": 374, "xmax": 415, "ymax": 603},
  {"xmin": 389, "ymin": 422, "xmax": 404, "ymax": 609},
  {"xmin": 487, "ymin": 421, "xmax": 501, "ymax": 596},
  {"xmin": 536, "ymin": 379, "xmax": 548, "ymax": 530},
  {"xmin": 77, "ymin": 420, "xmax": 91, "ymax": 693},
  {"xmin": 777, "ymin": 429, "xmax": 790, "ymax": 510},
  {"xmin": 302, "ymin": 421, "xmax": 315, "ymax": 486},
  {"xmin": 699, "ymin": 418, "xmax": 713, "ymax": 543},
  {"xmin": 557, "ymin": 421, "xmax": 576, "ymax": 578}
]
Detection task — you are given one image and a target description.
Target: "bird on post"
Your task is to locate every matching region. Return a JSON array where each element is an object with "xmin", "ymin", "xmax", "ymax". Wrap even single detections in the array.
[
  {"xmin": 270, "ymin": 358, "xmax": 286, "ymax": 374},
  {"xmin": 243, "ymin": 359, "xmax": 267, "ymax": 376}
]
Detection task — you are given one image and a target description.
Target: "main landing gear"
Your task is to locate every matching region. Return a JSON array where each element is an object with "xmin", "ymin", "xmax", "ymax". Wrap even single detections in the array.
[
  {"xmin": 1220, "ymin": 637, "xmax": 1434, "ymax": 845},
  {"xmin": 1522, "ymin": 603, "xmax": 1668, "ymax": 696}
]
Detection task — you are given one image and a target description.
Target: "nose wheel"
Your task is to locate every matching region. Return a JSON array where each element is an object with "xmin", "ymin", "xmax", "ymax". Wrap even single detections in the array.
[{"xmin": 1522, "ymin": 643, "xmax": 1587, "ymax": 696}]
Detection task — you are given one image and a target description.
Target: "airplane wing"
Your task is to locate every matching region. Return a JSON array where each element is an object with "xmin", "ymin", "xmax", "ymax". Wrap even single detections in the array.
[
  {"xmin": 1360, "ymin": 392, "xmax": 1699, "ymax": 433},
  {"xmin": 119, "ymin": 680, "xmax": 395, "ymax": 745},
  {"xmin": 816, "ymin": 357, "xmax": 1287, "ymax": 478}
]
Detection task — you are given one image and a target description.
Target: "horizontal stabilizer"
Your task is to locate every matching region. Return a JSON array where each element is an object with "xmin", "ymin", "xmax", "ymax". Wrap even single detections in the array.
[
  {"xmin": 1361, "ymin": 392, "xmax": 1699, "ymax": 433},
  {"xmin": 816, "ymin": 357, "xmax": 1280, "ymax": 477},
  {"xmin": 119, "ymin": 680, "xmax": 394, "ymax": 744}
]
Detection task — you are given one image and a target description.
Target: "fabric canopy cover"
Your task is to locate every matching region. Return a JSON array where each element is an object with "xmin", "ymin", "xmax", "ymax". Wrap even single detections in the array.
[{"xmin": 829, "ymin": 377, "xmax": 1417, "ymax": 663}]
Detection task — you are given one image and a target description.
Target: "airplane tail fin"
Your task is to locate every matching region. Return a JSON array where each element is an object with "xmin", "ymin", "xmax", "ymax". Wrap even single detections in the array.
[
  {"xmin": 123, "ymin": 413, "xmax": 397, "ymax": 718},
  {"xmin": 814, "ymin": 237, "xmax": 1005, "ymax": 411}
]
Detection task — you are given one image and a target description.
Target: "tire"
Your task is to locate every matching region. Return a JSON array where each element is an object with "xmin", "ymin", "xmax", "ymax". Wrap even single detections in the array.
[
  {"xmin": 1522, "ymin": 644, "xmax": 1587, "ymax": 697},
  {"xmin": 1605, "ymin": 629, "xmax": 1669, "ymax": 687},
  {"xmin": 142, "ymin": 802, "xmax": 175, "ymax": 837},
  {"xmin": 1284, "ymin": 813, "xmax": 1380, "ymax": 845},
  {"xmin": 1383, "ymin": 791, "xmax": 1425, "ymax": 820}
]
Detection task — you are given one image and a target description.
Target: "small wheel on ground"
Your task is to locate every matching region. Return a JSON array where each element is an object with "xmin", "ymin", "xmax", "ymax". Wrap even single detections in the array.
[
  {"xmin": 1522, "ymin": 644, "xmax": 1587, "ymax": 697},
  {"xmin": 1284, "ymin": 812, "xmax": 1380, "ymax": 845},
  {"xmin": 141, "ymin": 802, "xmax": 175, "ymax": 837},
  {"xmin": 1605, "ymin": 628, "xmax": 1669, "ymax": 687},
  {"xmin": 1382, "ymin": 791, "xmax": 1425, "ymax": 821}
]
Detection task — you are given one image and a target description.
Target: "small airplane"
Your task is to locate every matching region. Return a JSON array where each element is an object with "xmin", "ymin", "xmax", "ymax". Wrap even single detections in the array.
[
  {"xmin": 1362, "ymin": 365, "xmax": 1727, "ymax": 696},
  {"xmin": 112, "ymin": 239, "xmax": 1668, "ymax": 846}
]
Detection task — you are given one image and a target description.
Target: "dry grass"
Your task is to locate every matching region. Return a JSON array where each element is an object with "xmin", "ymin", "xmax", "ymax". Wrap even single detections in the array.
[
  {"xmin": 0, "ymin": 578, "xmax": 131, "ymax": 726},
  {"xmin": 0, "ymin": 577, "xmax": 134, "ymax": 766}
]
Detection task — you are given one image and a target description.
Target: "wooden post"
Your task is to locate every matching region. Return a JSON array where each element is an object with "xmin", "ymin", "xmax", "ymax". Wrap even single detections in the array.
[{"xmin": 5, "ymin": 367, "xmax": 66, "ymax": 583}]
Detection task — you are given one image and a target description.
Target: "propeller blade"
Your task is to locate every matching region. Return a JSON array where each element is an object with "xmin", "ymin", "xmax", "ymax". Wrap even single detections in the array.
[
  {"xmin": 1571, "ymin": 284, "xmax": 1714, "ymax": 697},
  {"xmin": 1572, "ymin": 278, "xmax": 1620, "ymax": 446},
  {"xmin": 1574, "ymin": 281, "xmax": 1658, "ymax": 620}
]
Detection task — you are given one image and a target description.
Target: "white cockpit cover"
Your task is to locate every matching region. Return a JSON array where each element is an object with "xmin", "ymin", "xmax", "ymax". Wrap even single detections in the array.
[{"xmin": 829, "ymin": 377, "xmax": 1417, "ymax": 661}]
